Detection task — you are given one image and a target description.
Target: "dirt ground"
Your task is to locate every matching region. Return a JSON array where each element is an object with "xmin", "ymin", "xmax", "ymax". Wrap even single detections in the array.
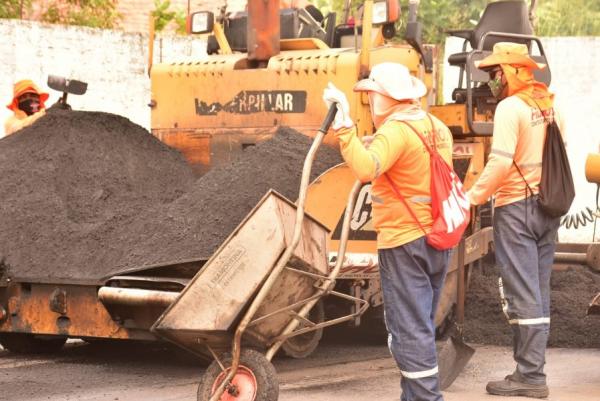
[
  {"xmin": 111, "ymin": 126, "xmax": 342, "ymax": 271},
  {"xmin": 465, "ymin": 260, "xmax": 600, "ymax": 348},
  {"xmin": 1, "ymin": 341, "xmax": 598, "ymax": 401},
  {"xmin": 0, "ymin": 110, "xmax": 195, "ymax": 283},
  {"xmin": 0, "ymin": 112, "xmax": 341, "ymax": 283}
]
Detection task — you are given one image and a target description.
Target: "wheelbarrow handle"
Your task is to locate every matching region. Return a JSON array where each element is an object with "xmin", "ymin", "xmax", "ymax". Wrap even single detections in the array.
[{"xmin": 319, "ymin": 104, "xmax": 338, "ymax": 134}]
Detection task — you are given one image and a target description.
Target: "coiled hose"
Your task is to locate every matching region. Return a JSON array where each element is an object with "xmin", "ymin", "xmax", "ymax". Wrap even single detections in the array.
[
  {"xmin": 561, "ymin": 185, "xmax": 600, "ymax": 230},
  {"xmin": 561, "ymin": 207, "xmax": 599, "ymax": 229}
]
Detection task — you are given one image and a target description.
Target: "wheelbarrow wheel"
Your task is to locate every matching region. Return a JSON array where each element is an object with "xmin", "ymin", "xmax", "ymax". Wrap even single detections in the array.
[
  {"xmin": 197, "ymin": 348, "xmax": 278, "ymax": 401},
  {"xmin": 0, "ymin": 333, "xmax": 66, "ymax": 354},
  {"xmin": 282, "ymin": 300, "xmax": 324, "ymax": 358}
]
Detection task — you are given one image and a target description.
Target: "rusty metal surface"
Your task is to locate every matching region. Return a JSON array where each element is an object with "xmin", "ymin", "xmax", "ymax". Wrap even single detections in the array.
[
  {"xmin": 464, "ymin": 227, "xmax": 494, "ymax": 265},
  {"xmin": 152, "ymin": 190, "xmax": 328, "ymax": 351},
  {"xmin": 247, "ymin": 0, "xmax": 280, "ymax": 61},
  {"xmin": 0, "ymin": 283, "xmax": 138, "ymax": 339}
]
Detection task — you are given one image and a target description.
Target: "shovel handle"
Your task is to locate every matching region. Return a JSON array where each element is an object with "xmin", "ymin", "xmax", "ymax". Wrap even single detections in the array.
[
  {"xmin": 456, "ymin": 239, "xmax": 466, "ymax": 328},
  {"xmin": 319, "ymin": 104, "xmax": 338, "ymax": 135}
]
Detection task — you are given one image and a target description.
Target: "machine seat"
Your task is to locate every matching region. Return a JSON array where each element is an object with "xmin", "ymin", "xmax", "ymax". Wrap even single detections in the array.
[
  {"xmin": 447, "ymin": 1, "xmax": 532, "ymax": 60},
  {"xmin": 447, "ymin": 52, "xmax": 469, "ymax": 67}
]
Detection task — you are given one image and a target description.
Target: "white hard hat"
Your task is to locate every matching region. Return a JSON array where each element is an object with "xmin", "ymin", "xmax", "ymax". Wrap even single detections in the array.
[{"xmin": 354, "ymin": 62, "xmax": 427, "ymax": 101}]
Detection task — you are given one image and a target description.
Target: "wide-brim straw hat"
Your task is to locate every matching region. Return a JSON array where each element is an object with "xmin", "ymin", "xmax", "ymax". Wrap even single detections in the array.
[
  {"xmin": 6, "ymin": 79, "xmax": 49, "ymax": 111},
  {"xmin": 354, "ymin": 62, "xmax": 427, "ymax": 101},
  {"xmin": 475, "ymin": 42, "xmax": 546, "ymax": 70}
]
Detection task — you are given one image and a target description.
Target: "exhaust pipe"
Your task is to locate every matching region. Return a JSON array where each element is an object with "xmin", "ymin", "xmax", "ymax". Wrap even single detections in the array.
[
  {"xmin": 554, "ymin": 243, "xmax": 600, "ymax": 271},
  {"xmin": 98, "ymin": 287, "xmax": 179, "ymax": 308}
]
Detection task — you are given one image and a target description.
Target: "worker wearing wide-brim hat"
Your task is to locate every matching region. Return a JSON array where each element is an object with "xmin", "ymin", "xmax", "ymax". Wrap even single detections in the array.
[
  {"xmin": 4, "ymin": 79, "xmax": 49, "ymax": 137},
  {"xmin": 322, "ymin": 62, "xmax": 454, "ymax": 401},
  {"xmin": 467, "ymin": 42, "xmax": 566, "ymax": 398}
]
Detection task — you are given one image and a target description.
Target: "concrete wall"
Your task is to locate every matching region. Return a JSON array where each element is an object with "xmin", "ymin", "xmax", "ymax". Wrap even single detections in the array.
[
  {"xmin": 2, "ymin": 18, "xmax": 599, "ymax": 242},
  {"xmin": 0, "ymin": 19, "xmax": 207, "ymax": 133}
]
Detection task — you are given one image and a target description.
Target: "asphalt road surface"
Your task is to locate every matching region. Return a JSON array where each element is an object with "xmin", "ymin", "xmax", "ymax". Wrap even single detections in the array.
[{"xmin": 1, "ymin": 339, "xmax": 600, "ymax": 401}]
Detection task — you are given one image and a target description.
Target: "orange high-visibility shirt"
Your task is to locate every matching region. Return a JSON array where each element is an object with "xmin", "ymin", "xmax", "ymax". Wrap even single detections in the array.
[
  {"xmin": 336, "ymin": 115, "xmax": 453, "ymax": 249},
  {"xmin": 468, "ymin": 96, "xmax": 565, "ymax": 207}
]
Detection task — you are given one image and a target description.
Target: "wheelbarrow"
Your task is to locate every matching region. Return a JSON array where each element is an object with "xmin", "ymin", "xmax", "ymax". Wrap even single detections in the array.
[{"xmin": 151, "ymin": 105, "xmax": 369, "ymax": 401}]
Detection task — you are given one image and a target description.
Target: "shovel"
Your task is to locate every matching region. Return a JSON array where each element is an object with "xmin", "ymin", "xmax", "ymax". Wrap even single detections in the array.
[
  {"xmin": 47, "ymin": 75, "xmax": 88, "ymax": 108},
  {"xmin": 437, "ymin": 238, "xmax": 475, "ymax": 390}
]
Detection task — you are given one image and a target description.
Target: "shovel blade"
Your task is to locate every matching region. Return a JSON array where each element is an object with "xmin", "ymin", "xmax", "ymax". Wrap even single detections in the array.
[
  {"xmin": 47, "ymin": 75, "xmax": 88, "ymax": 95},
  {"xmin": 437, "ymin": 336, "xmax": 475, "ymax": 390}
]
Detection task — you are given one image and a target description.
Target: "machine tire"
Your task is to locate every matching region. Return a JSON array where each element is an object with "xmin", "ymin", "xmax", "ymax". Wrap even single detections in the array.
[
  {"xmin": 281, "ymin": 300, "xmax": 324, "ymax": 359},
  {"xmin": 0, "ymin": 333, "xmax": 67, "ymax": 354},
  {"xmin": 197, "ymin": 348, "xmax": 278, "ymax": 401}
]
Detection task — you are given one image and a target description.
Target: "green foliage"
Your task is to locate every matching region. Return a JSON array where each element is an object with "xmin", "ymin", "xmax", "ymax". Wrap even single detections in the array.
[
  {"xmin": 536, "ymin": 0, "xmax": 600, "ymax": 36},
  {"xmin": 173, "ymin": 9, "xmax": 188, "ymax": 35},
  {"xmin": 152, "ymin": 0, "xmax": 176, "ymax": 31},
  {"xmin": 397, "ymin": 0, "xmax": 488, "ymax": 44},
  {"xmin": 0, "ymin": 0, "xmax": 31, "ymax": 19},
  {"xmin": 152, "ymin": 0, "xmax": 187, "ymax": 34},
  {"xmin": 40, "ymin": 0, "xmax": 120, "ymax": 29},
  {"xmin": 323, "ymin": 0, "xmax": 600, "ymax": 44}
]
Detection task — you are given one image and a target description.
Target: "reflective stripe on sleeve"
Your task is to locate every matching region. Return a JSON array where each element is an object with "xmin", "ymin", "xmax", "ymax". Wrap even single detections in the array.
[
  {"xmin": 491, "ymin": 148, "xmax": 514, "ymax": 159},
  {"xmin": 508, "ymin": 317, "xmax": 551, "ymax": 325},
  {"xmin": 517, "ymin": 162, "xmax": 542, "ymax": 169},
  {"xmin": 410, "ymin": 196, "xmax": 432, "ymax": 204},
  {"xmin": 372, "ymin": 154, "xmax": 381, "ymax": 178},
  {"xmin": 400, "ymin": 366, "xmax": 439, "ymax": 379},
  {"xmin": 372, "ymin": 195, "xmax": 384, "ymax": 204}
]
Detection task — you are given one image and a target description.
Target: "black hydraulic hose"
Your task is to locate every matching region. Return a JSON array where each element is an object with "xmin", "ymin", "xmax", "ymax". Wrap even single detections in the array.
[
  {"xmin": 561, "ymin": 207, "xmax": 598, "ymax": 229},
  {"xmin": 561, "ymin": 185, "xmax": 600, "ymax": 231}
]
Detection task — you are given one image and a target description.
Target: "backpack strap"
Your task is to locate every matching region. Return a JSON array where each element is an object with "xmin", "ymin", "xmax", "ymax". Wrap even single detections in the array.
[
  {"xmin": 513, "ymin": 94, "xmax": 548, "ymax": 220},
  {"xmin": 384, "ymin": 174, "xmax": 428, "ymax": 236},
  {"xmin": 512, "ymin": 161, "xmax": 535, "ymax": 196},
  {"xmin": 400, "ymin": 116, "xmax": 436, "ymax": 155},
  {"xmin": 382, "ymin": 116, "xmax": 438, "ymax": 236}
]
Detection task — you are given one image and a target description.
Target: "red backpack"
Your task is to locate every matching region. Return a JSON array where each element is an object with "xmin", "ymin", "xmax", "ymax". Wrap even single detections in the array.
[{"xmin": 385, "ymin": 116, "xmax": 470, "ymax": 251}]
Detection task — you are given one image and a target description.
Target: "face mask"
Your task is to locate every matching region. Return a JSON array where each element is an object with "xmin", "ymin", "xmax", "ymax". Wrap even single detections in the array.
[
  {"xmin": 18, "ymin": 98, "xmax": 40, "ymax": 116},
  {"xmin": 488, "ymin": 76, "xmax": 505, "ymax": 99}
]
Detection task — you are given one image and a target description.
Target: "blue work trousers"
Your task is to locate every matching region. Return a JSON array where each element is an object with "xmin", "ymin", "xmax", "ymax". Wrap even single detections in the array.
[
  {"xmin": 494, "ymin": 197, "xmax": 560, "ymax": 385},
  {"xmin": 378, "ymin": 237, "xmax": 450, "ymax": 401}
]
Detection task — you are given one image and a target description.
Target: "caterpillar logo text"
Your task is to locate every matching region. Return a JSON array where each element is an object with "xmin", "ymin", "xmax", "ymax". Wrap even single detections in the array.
[
  {"xmin": 332, "ymin": 184, "xmax": 376, "ymax": 241},
  {"xmin": 195, "ymin": 90, "xmax": 307, "ymax": 115}
]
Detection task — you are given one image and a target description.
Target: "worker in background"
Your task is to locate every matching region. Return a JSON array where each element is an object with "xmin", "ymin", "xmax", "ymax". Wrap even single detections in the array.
[
  {"xmin": 322, "ymin": 63, "xmax": 453, "ymax": 401},
  {"xmin": 467, "ymin": 42, "xmax": 564, "ymax": 399},
  {"xmin": 4, "ymin": 79, "xmax": 48, "ymax": 137}
]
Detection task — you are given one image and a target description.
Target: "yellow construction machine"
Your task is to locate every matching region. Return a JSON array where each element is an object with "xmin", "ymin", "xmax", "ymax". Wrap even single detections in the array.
[
  {"xmin": 148, "ymin": 0, "xmax": 549, "ymax": 354},
  {"xmin": 0, "ymin": 0, "xmax": 551, "ymax": 391}
]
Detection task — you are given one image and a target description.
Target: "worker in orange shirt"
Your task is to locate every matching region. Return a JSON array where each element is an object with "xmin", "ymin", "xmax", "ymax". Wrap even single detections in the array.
[
  {"xmin": 467, "ymin": 42, "xmax": 565, "ymax": 399},
  {"xmin": 4, "ymin": 79, "xmax": 49, "ymax": 137},
  {"xmin": 322, "ymin": 63, "xmax": 453, "ymax": 401}
]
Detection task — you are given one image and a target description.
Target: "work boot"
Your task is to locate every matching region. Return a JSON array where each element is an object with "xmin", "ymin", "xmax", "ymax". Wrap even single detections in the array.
[{"xmin": 486, "ymin": 374, "xmax": 549, "ymax": 398}]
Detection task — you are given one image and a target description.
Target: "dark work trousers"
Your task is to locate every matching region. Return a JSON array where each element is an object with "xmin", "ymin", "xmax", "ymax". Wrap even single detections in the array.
[
  {"xmin": 378, "ymin": 237, "xmax": 450, "ymax": 401},
  {"xmin": 493, "ymin": 196, "xmax": 561, "ymax": 385}
]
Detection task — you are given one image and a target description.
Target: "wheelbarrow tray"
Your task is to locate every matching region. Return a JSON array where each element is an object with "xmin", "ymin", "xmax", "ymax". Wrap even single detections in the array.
[{"xmin": 151, "ymin": 190, "xmax": 328, "ymax": 353}]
